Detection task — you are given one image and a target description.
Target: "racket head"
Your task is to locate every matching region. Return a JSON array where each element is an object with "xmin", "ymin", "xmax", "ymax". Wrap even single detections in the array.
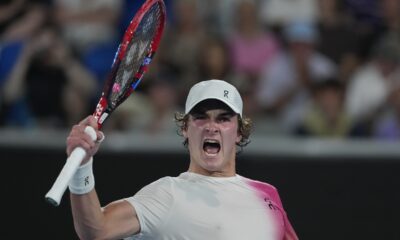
[{"xmin": 94, "ymin": 0, "xmax": 166, "ymax": 128}]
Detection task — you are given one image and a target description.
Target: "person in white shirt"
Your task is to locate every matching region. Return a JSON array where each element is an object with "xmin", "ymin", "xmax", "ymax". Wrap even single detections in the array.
[
  {"xmin": 66, "ymin": 79, "xmax": 298, "ymax": 240},
  {"xmin": 256, "ymin": 21, "xmax": 337, "ymax": 132},
  {"xmin": 345, "ymin": 33, "xmax": 400, "ymax": 123}
]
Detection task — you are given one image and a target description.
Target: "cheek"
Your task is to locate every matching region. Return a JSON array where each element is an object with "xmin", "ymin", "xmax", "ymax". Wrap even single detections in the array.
[{"xmin": 223, "ymin": 128, "xmax": 241, "ymax": 145}]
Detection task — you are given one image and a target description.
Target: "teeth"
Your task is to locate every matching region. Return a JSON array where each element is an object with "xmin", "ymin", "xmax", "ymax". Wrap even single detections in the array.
[{"xmin": 203, "ymin": 139, "xmax": 221, "ymax": 155}]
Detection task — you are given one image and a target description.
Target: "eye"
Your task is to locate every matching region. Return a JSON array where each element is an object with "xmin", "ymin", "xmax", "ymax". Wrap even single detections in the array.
[
  {"xmin": 218, "ymin": 115, "xmax": 232, "ymax": 122},
  {"xmin": 192, "ymin": 114, "xmax": 206, "ymax": 120}
]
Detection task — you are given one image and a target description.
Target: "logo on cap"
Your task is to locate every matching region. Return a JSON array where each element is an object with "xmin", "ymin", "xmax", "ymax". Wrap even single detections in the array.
[{"xmin": 224, "ymin": 90, "xmax": 229, "ymax": 98}]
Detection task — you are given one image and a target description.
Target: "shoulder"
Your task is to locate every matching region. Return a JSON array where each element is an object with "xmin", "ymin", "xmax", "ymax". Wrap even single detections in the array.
[
  {"xmin": 147, "ymin": 176, "xmax": 175, "ymax": 187},
  {"xmin": 128, "ymin": 176, "xmax": 177, "ymax": 200},
  {"xmin": 239, "ymin": 176, "xmax": 279, "ymax": 196},
  {"xmin": 124, "ymin": 177, "xmax": 178, "ymax": 215}
]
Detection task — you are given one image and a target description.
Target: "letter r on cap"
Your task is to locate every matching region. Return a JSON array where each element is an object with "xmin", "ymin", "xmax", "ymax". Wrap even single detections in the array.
[{"xmin": 224, "ymin": 90, "xmax": 229, "ymax": 98}]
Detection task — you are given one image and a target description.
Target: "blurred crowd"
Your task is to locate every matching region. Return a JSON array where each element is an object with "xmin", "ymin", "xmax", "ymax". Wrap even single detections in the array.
[{"xmin": 1, "ymin": 0, "xmax": 400, "ymax": 140}]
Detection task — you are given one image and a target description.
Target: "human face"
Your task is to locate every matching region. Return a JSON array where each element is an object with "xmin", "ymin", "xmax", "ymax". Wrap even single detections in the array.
[{"xmin": 183, "ymin": 102, "xmax": 242, "ymax": 177}]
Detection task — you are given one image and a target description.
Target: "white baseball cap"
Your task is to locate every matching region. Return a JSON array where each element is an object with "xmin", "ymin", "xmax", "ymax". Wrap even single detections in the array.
[{"xmin": 185, "ymin": 79, "xmax": 243, "ymax": 117}]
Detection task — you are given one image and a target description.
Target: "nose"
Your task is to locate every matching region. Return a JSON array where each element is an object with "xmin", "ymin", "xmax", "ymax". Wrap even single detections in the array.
[{"xmin": 205, "ymin": 120, "xmax": 219, "ymax": 133}]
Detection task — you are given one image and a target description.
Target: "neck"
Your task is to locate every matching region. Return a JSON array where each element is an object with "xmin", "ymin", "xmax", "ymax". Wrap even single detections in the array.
[{"xmin": 187, "ymin": 161, "xmax": 236, "ymax": 177}]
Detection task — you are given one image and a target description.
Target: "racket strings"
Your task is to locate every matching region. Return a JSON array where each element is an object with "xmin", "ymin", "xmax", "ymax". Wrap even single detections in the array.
[{"xmin": 109, "ymin": 3, "xmax": 163, "ymax": 108}]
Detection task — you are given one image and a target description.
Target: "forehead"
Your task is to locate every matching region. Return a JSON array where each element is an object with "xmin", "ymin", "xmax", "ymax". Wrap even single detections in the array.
[{"xmin": 189, "ymin": 99, "xmax": 235, "ymax": 115}]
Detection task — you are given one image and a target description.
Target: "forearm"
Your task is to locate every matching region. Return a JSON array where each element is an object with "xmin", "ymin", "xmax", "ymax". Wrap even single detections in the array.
[
  {"xmin": 3, "ymin": 47, "xmax": 31, "ymax": 102},
  {"xmin": 68, "ymin": 158, "xmax": 106, "ymax": 239},
  {"xmin": 70, "ymin": 190, "xmax": 107, "ymax": 240},
  {"xmin": 66, "ymin": 117, "xmax": 139, "ymax": 239}
]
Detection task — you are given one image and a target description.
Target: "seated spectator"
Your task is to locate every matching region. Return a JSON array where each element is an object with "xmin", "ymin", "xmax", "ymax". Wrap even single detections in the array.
[
  {"xmin": 343, "ymin": 0, "xmax": 387, "ymax": 63},
  {"xmin": 373, "ymin": 85, "xmax": 400, "ymax": 140},
  {"xmin": 256, "ymin": 21, "xmax": 337, "ymax": 132},
  {"xmin": 157, "ymin": 0, "xmax": 206, "ymax": 107},
  {"xmin": 197, "ymin": 37, "xmax": 236, "ymax": 83},
  {"xmin": 295, "ymin": 79, "xmax": 353, "ymax": 138},
  {"xmin": 259, "ymin": 0, "xmax": 319, "ymax": 28},
  {"xmin": 345, "ymin": 32, "xmax": 400, "ymax": 133},
  {"xmin": 104, "ymin": 70, "xmax": 179, "ymax": 135},
  {"xmin": 316, "ymin": 0, "xmax": 359, "ymax": 82},
  {"xmin": 380, "ymin": 0, "xmax": 400, "ymax": 34},
  {"xmin": 227, "ymin": 0, "xmax": 280, "ymax": 79}
]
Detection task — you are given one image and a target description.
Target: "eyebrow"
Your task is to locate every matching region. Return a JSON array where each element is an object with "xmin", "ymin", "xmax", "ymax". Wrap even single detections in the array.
[
  {"xmin": 191, "ymin": 110, "xmax": 235, "ymax": 117},
  {"xmin": 218, "ymin": 111, "xmax": 236, "ymax": 118}
]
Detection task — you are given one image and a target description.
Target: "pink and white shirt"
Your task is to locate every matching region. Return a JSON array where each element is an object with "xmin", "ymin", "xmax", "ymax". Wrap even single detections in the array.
[{"xmin": 125, "ymin": 172, "xmax": 298, "ymax": 240}]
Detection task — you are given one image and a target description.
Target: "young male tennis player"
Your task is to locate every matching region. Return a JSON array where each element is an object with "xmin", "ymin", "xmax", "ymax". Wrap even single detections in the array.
[{"xmin": 66, "ymin": 79, "xmax": 298, "ymax": 239}]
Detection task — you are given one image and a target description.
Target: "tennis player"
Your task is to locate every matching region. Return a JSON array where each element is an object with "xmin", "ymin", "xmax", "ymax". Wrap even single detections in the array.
[{"xmin": 67, "ymin": 79, "xmax": 298, "ymax": 239}]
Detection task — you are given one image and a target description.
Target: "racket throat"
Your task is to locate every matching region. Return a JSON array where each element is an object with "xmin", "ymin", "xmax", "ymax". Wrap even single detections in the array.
[{"xmin": 93, "ymin": 96, "xmax": 110, "ymax": 129}]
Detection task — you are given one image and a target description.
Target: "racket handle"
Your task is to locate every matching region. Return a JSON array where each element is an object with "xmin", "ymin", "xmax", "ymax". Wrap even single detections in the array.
[{"xmin": 45, "ymin": 126, "xmax": 97, "ymax": 207}]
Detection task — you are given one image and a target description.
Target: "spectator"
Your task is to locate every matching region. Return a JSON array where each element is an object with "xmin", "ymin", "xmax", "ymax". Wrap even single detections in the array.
[
  {"xmin": 345, "ymin": 32, "xmax": 400, "ymax": 133},
  {"xmin": 0, "ymin": 1, "xmax": 50, "ymax": 126},
  {"xmin": 380, "ymin": 0, "xmax": 400, "ymax": 33},
  {"xmin": 295, "ymin": 79, "xmax": 353, "ymax": 138},
  {"xmin": 316, "ymin": 0, "xmax": 359, "ymax": 82},
  {"xmin": 343, "ymin": 0, "xmax": 387, "ymax": 63},
  {"xmin": 103, "ymin": 64, "xmax": 179, "ymax": 135},
  {"xmin": 197, "ymin": 37, "xmax": 233, "ymax": 83},
  {"xmin": 373, "ymin": 85, "xmax": 400, "ymax": 140},
  {"xmin": 144, "ymin": 75, "xmax": 179, "ymax": 134},
  {"xmin": 227, "ymin": 0, "xmax": 280, "ymax": 80},
  {"xmin": 0, "ymin": 0, "xmax": 46, "ymax": 42},
  {"xmin": 195, "ymin": 0, "xmax": 241, "ymax": 36},
  {"xmin": 1, "ymin": 26, "xmax": 96, "ymax": 128},
  {"xmin": 259, "ymin": 0, "xmax": 319, "ymax": 28},
  {"xmin": 157, "ymin": 0, "xmax": 206, "ymax": 107},
  {"xmin": 256, "ymin": 21, "xmax": 337, "ymax": 133},
  {"xmin": 196, "ymin": 36, "xmax": 257, "ymax": 118},
  {"xmin": 53, "ymin": 0, "xmax": 122, "ymax": 55}
]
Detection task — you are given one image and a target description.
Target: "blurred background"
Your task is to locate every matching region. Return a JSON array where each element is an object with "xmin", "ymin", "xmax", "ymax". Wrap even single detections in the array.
[{"xmin": 1, "ymin": 0, "xmax": 399, "ymax": 239}]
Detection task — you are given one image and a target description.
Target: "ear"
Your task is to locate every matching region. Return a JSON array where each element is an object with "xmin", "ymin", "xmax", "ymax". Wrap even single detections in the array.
[
  {"xmin": 182, "ymin": 128, "xmax": 188, "ymax": 139},
  {"xmin": 236, "ymin": 133, "xmax": 242, "ymax": 144}
]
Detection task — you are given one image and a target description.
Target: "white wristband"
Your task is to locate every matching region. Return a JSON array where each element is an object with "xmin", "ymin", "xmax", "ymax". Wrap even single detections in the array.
[{"xmin": 68, "ymin": 157, "xmax": 95, "ymax": 195}]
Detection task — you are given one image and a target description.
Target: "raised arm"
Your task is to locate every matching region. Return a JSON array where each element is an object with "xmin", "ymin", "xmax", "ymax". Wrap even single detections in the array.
[{"xmin": 67, "ymin": 116, "xmax": 140, "ymax": 240}]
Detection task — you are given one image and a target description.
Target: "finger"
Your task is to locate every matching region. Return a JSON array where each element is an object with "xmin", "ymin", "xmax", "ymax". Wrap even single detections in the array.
[
  {"xmin": 87, "ymin": 116, "xmax": 99, "ymax": 130},
  {"xmin": 96, "ymin": 131, "xmax": 105, "ymax": 143},
  {"xmin": 68, "ymin": 125, "xmax": 96, "ymax": 148},
  {"xmin": 81, "ymin": 128, "xmax": 96, "ymax": 148},
  {"xmin": 78, "ymin": 115, "xmax": 96, "ymax": 127},
  {"xmin": 71, "ymin": 124, "xmax": 84, "ymax": 135},
  {"xmin": 66, "ymin": 136, "xmax": 93, "ymax": 156}
]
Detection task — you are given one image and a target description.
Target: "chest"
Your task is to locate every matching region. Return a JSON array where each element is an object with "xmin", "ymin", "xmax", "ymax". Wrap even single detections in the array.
[{"xmin": 159, "ymin": 182, "xmax": 284, "ymax": 239}]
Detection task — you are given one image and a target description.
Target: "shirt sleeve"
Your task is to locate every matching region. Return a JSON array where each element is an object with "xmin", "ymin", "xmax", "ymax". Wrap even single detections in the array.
[
  {"xmin": 125, "ymin": 177, "xmax": 175, "ymax": 238},
  {"xmin": 270, "ymin": 187, "xmax": 299, "ymax": 240},
  {"xmin": 243, "ymin": 176, "xmax": 299, "ymax": 240}
]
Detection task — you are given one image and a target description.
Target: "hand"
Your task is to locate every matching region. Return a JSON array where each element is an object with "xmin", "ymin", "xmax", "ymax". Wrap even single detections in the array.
[{"xmin": 66, "ymin": 116, "xmax": 105, "ymax": 165}]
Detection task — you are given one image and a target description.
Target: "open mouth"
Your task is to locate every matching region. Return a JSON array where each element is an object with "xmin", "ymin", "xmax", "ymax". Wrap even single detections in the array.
[{"xmin": 203, "ymin": 139, "xmax": 221, "ymax": 155}]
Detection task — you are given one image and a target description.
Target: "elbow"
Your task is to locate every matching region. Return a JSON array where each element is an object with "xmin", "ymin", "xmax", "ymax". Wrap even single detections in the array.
[
  {"xmin": 76, "ymin": 232, "xmax": 108, "ymax": 240},
  {"xmin": 74, "ymin": 222, "xmax": 109, "ymax": 240}
]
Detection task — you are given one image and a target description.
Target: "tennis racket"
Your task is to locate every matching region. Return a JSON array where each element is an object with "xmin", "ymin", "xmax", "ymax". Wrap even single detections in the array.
[{"xmin": 45, "ymin": 0, "xmax": 166, "ymax": 206}]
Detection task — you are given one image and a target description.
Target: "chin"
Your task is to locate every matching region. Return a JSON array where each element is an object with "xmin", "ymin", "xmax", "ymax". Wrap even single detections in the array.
[{"xmin": 201, "ymin": 156, "xmax": 224, "ymax": 171}]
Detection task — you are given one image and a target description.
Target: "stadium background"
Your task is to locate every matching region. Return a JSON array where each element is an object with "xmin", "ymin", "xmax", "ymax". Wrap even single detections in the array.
[{"xmin": 1, "ymin": 0, "xmax": 400, "ymax": 239}]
